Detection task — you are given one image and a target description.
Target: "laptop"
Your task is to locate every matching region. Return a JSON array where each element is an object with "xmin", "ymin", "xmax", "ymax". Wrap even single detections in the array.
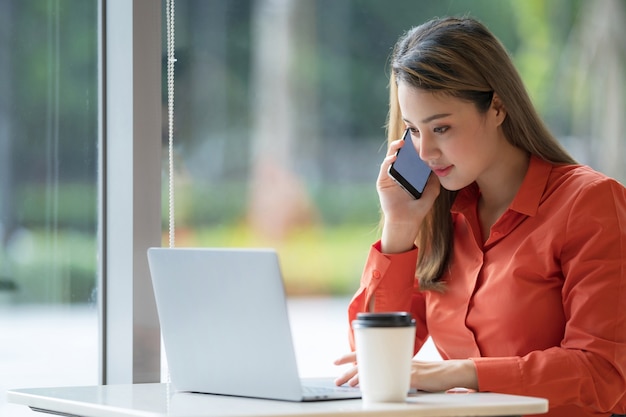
[{"xmin": 147, "ymin": 247, "xmax": 361, "ymax": 402}]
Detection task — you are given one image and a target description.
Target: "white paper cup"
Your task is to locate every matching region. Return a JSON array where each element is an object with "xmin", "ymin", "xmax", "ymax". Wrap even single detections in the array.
[{"xmin": 352, "ymin": 312, "xmax": 415, "ymax": 403}]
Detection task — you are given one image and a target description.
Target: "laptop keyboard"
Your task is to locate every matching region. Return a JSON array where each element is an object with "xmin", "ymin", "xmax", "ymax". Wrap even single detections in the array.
[{"xmin": 302, "ymin": 384, "xmax": 360, "ymax": 395}]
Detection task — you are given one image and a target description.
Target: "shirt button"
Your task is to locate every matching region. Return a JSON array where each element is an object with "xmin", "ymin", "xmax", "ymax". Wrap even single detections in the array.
[{"xmin": 372, "ymin": 270, "xmax": 382, "ymax": 279}]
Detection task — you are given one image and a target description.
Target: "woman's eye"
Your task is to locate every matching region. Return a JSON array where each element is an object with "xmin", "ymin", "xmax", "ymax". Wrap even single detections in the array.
[{"xmin": 434, "ymin": 126, "xmax": 449, "ymax": 134}]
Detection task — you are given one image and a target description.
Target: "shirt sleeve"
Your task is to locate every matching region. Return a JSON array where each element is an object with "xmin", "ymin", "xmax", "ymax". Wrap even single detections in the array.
[
  {"xmin": 347, "ymin": 240, "xmax": 429, "ymax": 355},
  {"xmin": 472, "ymin": 178, "xmax": 626, "ymax": 415}
]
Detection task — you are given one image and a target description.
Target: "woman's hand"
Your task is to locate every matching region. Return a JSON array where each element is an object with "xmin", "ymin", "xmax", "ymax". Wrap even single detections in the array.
[
  {"xmin": 333, "ymin": 352, "xmax": 359, "ymax": 387},
  {"xmin": 378, "ymin": 138, "xmax": 440, "ymax": 254},
  {"xmin": 410, "ymin": 360, "xmax": 478, "ymax": 393},
  {"xmin": 334, "ymin": 352, "xmax": 478, "ymax": 393}
]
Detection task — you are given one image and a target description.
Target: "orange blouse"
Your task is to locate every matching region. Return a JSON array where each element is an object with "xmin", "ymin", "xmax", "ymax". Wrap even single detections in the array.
[{"xmin": 348, "ymin": 156, "xmax": 626, "ymax": 417}]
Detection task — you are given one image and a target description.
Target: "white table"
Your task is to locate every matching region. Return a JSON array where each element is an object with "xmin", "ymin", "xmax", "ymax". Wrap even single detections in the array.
[{"xmin": 7, "ymin": 383, "xmax": 548, "ymax": 417}]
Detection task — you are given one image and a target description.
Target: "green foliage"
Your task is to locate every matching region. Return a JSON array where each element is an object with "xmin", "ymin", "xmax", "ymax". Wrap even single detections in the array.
[
  {"xmin": 182, "ymin": 223, "xmax": 379, "ymax": 295},
  {"xmin": 4, "ymin": 229, "xmax": 96, "ymax": 304},
  {"xmin": 6, "ymin": 181, "xmax": 380, "ymax": 303},
  {"xmin": 160, "ymin": 181, "xmax": 382, "ymax": 296},
  {"xmin": 11, "ymin": 0, "xmax": 98, "ymax": 179},
  {"xmin": 16, "ymin": 183, "xmax": 97, "ymax": 230},
  {"xmin": 508, "ymin": 0, "xmax": 583, "ymax": 117},
  {"xmin": 163, "ymin": 181, "xmax": 380, "ymax": 228}
]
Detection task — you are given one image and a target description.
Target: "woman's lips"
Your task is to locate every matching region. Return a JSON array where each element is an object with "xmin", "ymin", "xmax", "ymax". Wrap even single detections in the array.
[{"xmin": 431, "ymin": 165, "xmax": 453, "ymax": 177}]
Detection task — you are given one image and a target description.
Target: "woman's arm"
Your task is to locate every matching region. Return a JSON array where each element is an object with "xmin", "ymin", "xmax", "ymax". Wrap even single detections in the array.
[{"xmin": 335, "ymin": 240, "xmax": 429, "ymax": 387}]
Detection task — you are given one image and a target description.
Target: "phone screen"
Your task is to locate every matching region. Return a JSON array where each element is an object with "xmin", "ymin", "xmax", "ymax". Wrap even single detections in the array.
[{"xmin": 388, "ymin": 129, "xmax": 432, "ymax": 199}]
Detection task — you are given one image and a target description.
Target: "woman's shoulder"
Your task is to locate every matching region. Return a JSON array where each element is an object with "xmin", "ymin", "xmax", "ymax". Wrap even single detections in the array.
[
  {"xmin": 546, "ymin": 162, "xmax": 626, "ymax": 205},
  {"xmin": 549, "ymin": 162, "xmax": 624, "ymax": 190}
]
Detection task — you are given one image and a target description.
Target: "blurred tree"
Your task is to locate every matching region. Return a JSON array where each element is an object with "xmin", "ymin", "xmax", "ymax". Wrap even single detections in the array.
[
  {"xmin": 509, "ymin": 0, "xmax": 553, "ymax": 111},
  {"xmin": 248, "ymin": 0, "xmax": 319, "ymax": 240},
  {"xmin": 0, "ymin": 1, "xmax": 15, "ymax": 249},
  {"xmin": 12, "ymin": 0, "xmax": 97, "ymax": 183},
  {"xmin": 508, "ymin": 0, "xmax": 583, "ymax": 132},
  {"xmin": 566, "ymin": 0, "xmax": 626, "ymax": 182}
]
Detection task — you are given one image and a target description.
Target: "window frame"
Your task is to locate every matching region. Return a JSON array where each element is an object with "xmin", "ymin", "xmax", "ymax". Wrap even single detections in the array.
[{"xmin": 98, "ymin": 0, "xmax": 162, "ymax": 384}]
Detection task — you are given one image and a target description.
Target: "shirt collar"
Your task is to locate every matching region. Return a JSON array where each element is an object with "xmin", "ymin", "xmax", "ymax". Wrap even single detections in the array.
[{"xmin": 452, "ymin": 155, "xmax": 552, "ymax": 217}]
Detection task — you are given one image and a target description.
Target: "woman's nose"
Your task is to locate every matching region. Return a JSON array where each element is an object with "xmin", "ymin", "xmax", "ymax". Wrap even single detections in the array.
[{"xmin": 418, "ymin": 133, "xmax": 437, "ymax": 161}]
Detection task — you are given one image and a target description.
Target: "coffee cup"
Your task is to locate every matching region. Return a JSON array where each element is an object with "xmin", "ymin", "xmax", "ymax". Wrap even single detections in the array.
[{"xmin": 352, "ymin": 312, "xmax": 416, "ymax": 403}]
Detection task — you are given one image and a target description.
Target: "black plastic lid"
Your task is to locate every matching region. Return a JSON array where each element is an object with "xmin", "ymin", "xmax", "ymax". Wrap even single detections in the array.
[{"xmin": 352, "ymin": 312, "xmax": 415, "ymax": 328}]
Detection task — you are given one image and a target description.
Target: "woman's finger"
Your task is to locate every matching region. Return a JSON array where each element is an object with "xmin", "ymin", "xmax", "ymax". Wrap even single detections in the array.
[
  {"xmin": 334, "ymin": 352, "xmax": 358, "ymax": 386},
  {"xmin": 334, "ymin": 366, "xmax": 359, "ymax": 387},
  {"xmin": 333, "ymin": 352, "xmax": 357, "ymax": 366}
]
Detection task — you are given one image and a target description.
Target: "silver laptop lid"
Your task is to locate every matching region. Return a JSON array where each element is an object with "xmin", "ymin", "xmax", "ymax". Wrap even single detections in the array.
[{"xmin": 147, "ymin": 247, "xmax": 305, "ymax": 401}]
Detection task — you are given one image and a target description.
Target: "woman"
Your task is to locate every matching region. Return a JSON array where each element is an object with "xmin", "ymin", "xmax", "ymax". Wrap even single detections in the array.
[{"xmin": 334, "ymin": 17, "xmax": 626, "ymax": 417}]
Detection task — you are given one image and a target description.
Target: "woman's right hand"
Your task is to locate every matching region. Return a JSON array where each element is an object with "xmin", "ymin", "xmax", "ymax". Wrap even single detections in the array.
[
  {"xmin": 333, "ymin": 352, "xmax": 359, "ymax": 387},
  {"xmin": 377, "ymin": 138, "xmax": 440, "ymax": 253}
]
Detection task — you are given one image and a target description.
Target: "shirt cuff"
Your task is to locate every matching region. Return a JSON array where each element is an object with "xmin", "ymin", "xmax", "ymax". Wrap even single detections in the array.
[
  {"xmin": 471, "ymin": 356, "xmax": 522, "ymax": 393},
  {"xmin": 362, "ymin": 240, "xmax": 419, "ymax": 312}
]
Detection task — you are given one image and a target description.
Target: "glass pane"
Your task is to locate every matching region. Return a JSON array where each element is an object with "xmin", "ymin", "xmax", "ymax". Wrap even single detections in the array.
[
  {"xmin": 163, "ymin": 0, "xmax": 626, "ymax": 379},
  {"xmin": 0, "ymin": 1, "xmax": 99, "ymax": 415}
]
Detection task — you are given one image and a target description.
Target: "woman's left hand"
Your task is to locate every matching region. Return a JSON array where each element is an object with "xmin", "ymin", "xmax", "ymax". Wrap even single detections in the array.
[
  {"xmin": 334, "ymin": 353, "xmax": 478, "ymax": 392},
  {"xmin": 410, "ymin": 359, "xmax": 478, "ymax": 392}
]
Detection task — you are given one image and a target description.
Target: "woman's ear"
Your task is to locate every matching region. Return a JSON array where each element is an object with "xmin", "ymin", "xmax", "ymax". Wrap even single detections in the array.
[{"xmin": 491, "ymin": 93, "xmax": 507, "ymax": 126}]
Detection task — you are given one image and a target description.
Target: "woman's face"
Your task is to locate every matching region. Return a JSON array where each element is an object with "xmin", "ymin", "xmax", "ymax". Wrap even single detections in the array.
[{"xmin": 397, "ymin": 83, "xmax": 506, "ymax": 191}]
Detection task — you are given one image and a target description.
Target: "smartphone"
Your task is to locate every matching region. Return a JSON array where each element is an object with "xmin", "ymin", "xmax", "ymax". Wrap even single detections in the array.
[{"xmin": 388, "ymin": 129, "xmax": 432, "ymax": 199}]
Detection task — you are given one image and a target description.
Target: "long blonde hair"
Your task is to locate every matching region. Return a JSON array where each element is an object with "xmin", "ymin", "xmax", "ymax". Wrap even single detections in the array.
[{"xmin": 387, "ymin": 17, "xmax": 576, "ymax": 291}]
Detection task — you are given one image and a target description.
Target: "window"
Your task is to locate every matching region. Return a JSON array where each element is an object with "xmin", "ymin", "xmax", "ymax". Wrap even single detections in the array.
[
  {"xmin": 1, "ymin": 1, "xmax": 163, "ymax": 414},
  {"xmin": 0, "ymin": 1, "xmax": 98, "ymax": 415}
]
